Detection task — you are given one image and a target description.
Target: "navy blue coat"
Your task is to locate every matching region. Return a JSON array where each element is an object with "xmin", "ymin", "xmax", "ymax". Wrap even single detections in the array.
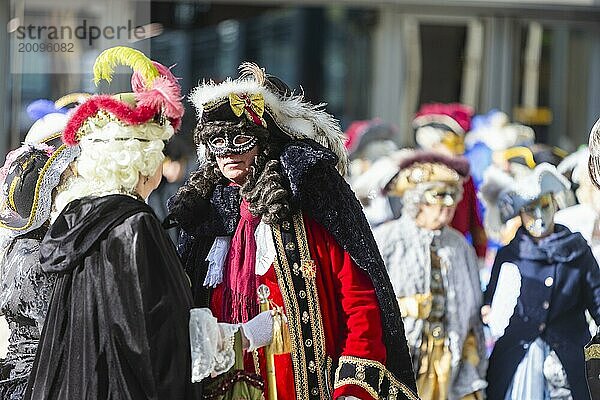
[{"xmin": 484, "ymin": 225, "xmax": 600, "ymax": 400}]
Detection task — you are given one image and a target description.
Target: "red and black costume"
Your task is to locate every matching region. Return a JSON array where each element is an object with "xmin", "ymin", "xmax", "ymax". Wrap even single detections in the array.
[{"xmin": 168, "ymin": 65, "xmax": 417, "ymax": 400}]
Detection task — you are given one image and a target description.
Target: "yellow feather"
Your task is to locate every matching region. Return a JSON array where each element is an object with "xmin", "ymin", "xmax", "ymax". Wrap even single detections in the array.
[{"xmin": 93, "ymin": 46, "xmax": 159, "ymax": 86}]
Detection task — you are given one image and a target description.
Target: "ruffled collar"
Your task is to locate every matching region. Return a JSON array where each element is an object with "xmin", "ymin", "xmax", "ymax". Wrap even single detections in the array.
[{"xmin": 516, "ymin": 224, "xmax": 588, "ymax": 262}]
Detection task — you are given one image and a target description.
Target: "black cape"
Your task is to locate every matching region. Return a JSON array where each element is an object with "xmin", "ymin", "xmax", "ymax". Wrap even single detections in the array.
[
  {"xmin": 25, "ymin": 195, "xmax": 200, "ymax": 400},
  {"xmin": 168, "ymin": 139, "xmax": 417, "ymax": 394}
]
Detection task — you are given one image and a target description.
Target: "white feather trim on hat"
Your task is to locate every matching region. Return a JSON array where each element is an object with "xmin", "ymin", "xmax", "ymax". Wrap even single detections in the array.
[
  {"xmin": 24, "ymin": 113, "xmax": 68, "ymax": 145},
  {"xmin": 189, "ymin": 67, "xmax": 348, "ymax": 174}
]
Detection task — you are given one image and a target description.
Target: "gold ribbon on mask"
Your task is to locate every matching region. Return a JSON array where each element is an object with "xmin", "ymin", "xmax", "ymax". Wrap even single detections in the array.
[{"xmin": 229, "ymin": 92, "xmax": 267, "ymax": 128}]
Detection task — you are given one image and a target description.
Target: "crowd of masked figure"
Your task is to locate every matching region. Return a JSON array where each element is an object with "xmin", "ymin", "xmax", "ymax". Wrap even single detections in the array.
[{"xmin": 1, "ymin": 75, "xmax": 600, "ymax": 399}]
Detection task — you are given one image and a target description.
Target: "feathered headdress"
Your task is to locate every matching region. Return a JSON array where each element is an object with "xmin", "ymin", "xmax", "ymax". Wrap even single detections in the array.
[
  {"xmin": 189, "ymin": 62, "xmax": 348, "ymax": 174},
  {"xmin": 63, "ymin": 46, "xmax": 184, "ymax": 146}
]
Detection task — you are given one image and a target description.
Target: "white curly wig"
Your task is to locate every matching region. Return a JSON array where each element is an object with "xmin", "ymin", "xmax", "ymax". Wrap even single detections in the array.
[{"xmin": 54, "ymin": 121, "xmax": 173, "ymax": 214}]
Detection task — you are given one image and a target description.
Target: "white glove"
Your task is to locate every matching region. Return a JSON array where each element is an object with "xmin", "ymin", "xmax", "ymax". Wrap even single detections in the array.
[
  {"xmin": 336, "ymin": 396, "xmax": 362, "ymax": 400},
  {"xmin": 240, "ymin": 310, "xmax": 273, "ymax": 352},
  {"xmin": 204, "ymin": 236, "xmax": 231, "ymax": 288}
]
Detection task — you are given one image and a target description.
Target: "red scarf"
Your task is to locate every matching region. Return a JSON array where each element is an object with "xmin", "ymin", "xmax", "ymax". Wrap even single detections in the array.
[{"xmin": 220, "ymin": 199, "xmax": 262, "ymax": 323}]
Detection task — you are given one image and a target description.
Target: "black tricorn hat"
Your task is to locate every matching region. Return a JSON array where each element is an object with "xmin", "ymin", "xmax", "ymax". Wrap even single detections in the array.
[
  {"xmin": 0, "ymin": 133, "xmax": 79, "ymax": 235},
  {"xmin": 189, "ymin": 62, "xmax": 348, "ymax": 174}
]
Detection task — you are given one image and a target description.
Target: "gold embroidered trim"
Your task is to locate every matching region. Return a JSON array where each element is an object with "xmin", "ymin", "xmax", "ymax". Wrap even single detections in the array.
[
  {"xmin": 585, "ymin": 343, "xmax": 600, "ymax": 361},
  {"xmin": 272, "ymin": 218, "xmax": 310, "ymax": 399},
  {"xmin": 294, "ymin": 213, "xmax": 327, "ymax": 399},
  {"xmin": 272, "ymin": 213, "xmax": 328, "ymax": 400},
  {"xmin": 8, "ymin": 172, "xmax": 20, "ymax": 211},
  {"xmin": 386, "ymin": 368, "xmax": 420, "ymax": 400},
  {"xmin": 335, "ymin": 378, "xmax": 379, "ymax": 400},
  {"xmin": 334, "ymin": 355, "xmax": 419, "ymax": 400}
]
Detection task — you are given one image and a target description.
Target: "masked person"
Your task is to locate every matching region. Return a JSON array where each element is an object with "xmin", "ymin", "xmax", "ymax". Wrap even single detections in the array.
[
  {"xmin": 374, "ymin": 151, "xmax": 487, "ymax": 400},
  {"xmin": 167, "ymin": 64, "xmax": 417, "ymax": 400},
  {"xmin": 481, "ymin": 163, "xmax": 600, "ymax": 400},
  {"xmin": 0, "ymin": 105, "xmax": 79, "ymax": 400},
  {"xmin": 413, "ymin": 103, "xmax": 487, "ymax": 260},
  {"xmin": 24, "ymin": 47, "xmax": 203, "ymax": 400}
]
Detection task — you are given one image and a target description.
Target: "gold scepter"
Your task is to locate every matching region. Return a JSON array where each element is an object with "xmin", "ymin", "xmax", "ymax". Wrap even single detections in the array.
[{"xmin": 257, "ymin": 284, "xmax": 278, "ymax": 400}]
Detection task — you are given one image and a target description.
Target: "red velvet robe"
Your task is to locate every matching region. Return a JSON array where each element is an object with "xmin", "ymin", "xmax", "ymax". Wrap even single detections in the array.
[{"xmin": 211, "ymin": 215, "xmax": 387, "ymax": 400}]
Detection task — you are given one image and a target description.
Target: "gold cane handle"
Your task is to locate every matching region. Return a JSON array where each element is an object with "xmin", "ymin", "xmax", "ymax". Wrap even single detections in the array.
[{"xmin": 257, "ymin": 284, "xmax": 277, "ymax": 400}]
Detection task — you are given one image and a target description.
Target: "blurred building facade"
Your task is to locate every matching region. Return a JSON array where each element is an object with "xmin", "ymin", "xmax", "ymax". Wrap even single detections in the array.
[{"xmin": 1, "ymin": 0, "xmax": 600, "ymax": 156}]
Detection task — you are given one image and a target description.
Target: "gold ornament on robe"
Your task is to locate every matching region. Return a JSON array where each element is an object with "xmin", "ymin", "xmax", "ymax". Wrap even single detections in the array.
[{"xmin": 229, "ymin": 92, "xmax": 267, "ymax": 128}]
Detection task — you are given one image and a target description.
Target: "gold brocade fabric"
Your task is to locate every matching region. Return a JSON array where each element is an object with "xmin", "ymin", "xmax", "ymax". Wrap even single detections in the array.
[
  {"xmin": 416, "ymin": 333, "xmax": 483, "ymax": 400},
  {"xmin": 416, "ymin": 251, "xmax": 450, "ymax": 400},
  {"xmin": 415, "ymin": 251, "xmax": 483, "ymax": 400},
  {"xmin": 397, "ymin": 293, "xmax": 432, "ymax": 319},
  {"xmin": 416, "ymin": 333, "xmax": 451, "ymax": 400}
]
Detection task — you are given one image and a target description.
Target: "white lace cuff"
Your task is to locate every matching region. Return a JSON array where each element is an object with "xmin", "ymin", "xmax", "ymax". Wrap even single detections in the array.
[
  {"xmin": 190, "ymin": 308, "xmax": 239, "ymax": 382},
  {"xmin": 255, "ymin": 221, "xmax": 276, "ymax": 276},
  {"xmin": 204, "ymin": 236, "xmax": 231, "ymax": 288}
]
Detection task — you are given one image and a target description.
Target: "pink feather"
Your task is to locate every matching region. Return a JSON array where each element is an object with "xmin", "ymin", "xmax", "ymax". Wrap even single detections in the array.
[
  {"xmin": 131, "ymin": 61, "xmax": 183, "ymax": 124},
  {"xmin": 134, "ymin": 76, "xmax": 184, "ymax": 120},
  {"xmin": 131, "ymin": 61, "xmax": 179, "ymax": 92}
]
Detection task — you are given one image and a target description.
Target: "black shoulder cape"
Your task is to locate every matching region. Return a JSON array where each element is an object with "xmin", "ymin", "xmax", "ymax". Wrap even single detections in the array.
[
  {"xmin": 168, "ymin": 139, "xmax": 417, "ymax": 393},
  {"xmin": 25, "ymin": 194, "xmax": 201, "ymax": 400}
]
